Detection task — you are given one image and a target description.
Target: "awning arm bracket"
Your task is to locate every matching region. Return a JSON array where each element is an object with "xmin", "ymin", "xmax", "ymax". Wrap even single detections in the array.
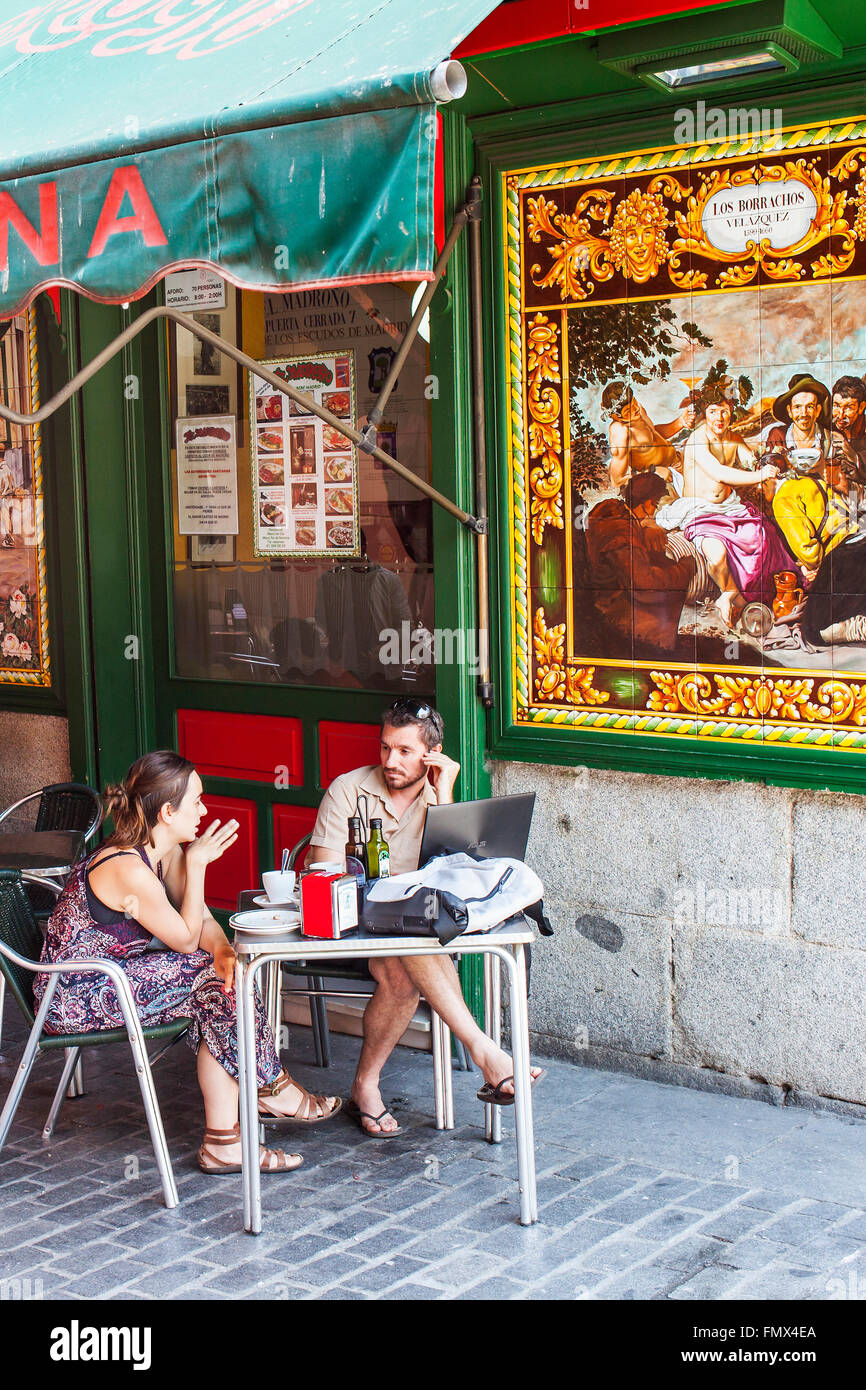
[
  {"xmin": 363, "ymin": 195, "xmax": 472, "ymax": 439},
  {"xmin": 0, "ymin": 298, "xmax": 483, "ymax": 531}
]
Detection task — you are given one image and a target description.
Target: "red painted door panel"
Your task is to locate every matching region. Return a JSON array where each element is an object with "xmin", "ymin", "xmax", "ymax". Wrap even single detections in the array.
[
  {"xmin": 199, "ymin": 794, "xmax": 258, "ymax": 912},
  {"xmin": 273, "ymin": 804, "xmax": 319, "ymax": 870},
  {"xmin": 177, "ymin": 709, "xmax": 303, "ymax": 785},
  {"xmin": 318, "ymin": 721, "xmax": 380, "ymax": 789}
]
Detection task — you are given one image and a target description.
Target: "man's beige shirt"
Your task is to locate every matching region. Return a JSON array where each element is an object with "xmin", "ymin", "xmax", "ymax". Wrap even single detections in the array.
[{"xmin": 310, "ymin": 765, "xmax": 438, "ymax": 874}]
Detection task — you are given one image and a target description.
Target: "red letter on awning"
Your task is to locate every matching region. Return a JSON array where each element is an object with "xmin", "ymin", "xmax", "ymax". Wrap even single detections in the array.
[
  {"xmin": 87, "ymin": 167, "xmax": 168, "ymax": 259},
  {"xmin": 0, "ymin": 183, "xmax": 59, "ymax": 271}
]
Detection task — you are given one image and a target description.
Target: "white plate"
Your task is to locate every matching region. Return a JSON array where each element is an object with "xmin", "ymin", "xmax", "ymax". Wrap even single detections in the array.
[
  {"xmin": 252, "ymin": 893, "xmax": 297, "ymax": 908},
  {"xmin": 232, "ymin": 908, "xmax": 301, "ymax": 936}
]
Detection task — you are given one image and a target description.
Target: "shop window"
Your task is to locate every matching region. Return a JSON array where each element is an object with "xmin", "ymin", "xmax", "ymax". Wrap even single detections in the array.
[
  {"xmin": 0, "ymin": 307, "xmax": 49, "ymax": 687},
  {"xmin": 167, "ymin": 279, "xmax": 434, "ymax": 694}
]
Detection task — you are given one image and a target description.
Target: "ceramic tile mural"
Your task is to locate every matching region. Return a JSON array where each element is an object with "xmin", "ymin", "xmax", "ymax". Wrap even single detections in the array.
[
  {"xmin": 504, "ymin": 117, "xmax": 866, "ymax": 750},
  {"xmin": 0, "ymin": 307, "xmax": 48, "ymax": 686}
]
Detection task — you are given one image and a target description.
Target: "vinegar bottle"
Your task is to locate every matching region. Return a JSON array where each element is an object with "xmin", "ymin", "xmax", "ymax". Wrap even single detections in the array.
[{"xmin": 367, "ymin": 818, "xmax": 391, "ymax": 879}]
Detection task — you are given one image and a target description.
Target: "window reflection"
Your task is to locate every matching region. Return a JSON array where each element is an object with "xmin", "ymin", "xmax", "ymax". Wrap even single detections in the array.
[{"xmin": 170, "ymin": 281, "xmax": 434, "ymax": 693}]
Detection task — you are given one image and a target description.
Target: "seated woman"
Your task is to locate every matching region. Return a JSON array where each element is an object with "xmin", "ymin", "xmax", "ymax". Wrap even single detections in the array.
[{"xmin": 34, "ymin": 750, "xmax": 340, "ymax": 1175}]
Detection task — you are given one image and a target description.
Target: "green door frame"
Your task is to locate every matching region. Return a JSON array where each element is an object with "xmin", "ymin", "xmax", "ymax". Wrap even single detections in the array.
[{"xmin": 466, "ymin": 70, "xmax": 866, "ymax": 795}]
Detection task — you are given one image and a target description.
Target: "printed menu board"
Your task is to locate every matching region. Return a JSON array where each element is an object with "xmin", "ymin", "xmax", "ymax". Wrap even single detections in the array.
[
  {"xmin": 175, "ymin": 415, "xmax": 238, "ymax": 535},
  {"xmin": 250, "ymin": 351, "xmax": 359, "ymax": 557}
]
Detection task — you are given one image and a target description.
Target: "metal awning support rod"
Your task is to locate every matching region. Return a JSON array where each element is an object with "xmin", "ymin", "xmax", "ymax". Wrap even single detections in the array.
[
  {"xmin": 467, "ymin": 176, "xmax": 494, "ymax": 709},
  {"xmin": 363, "ymin": 201, "xmax": 470, "ymax": 437},
  {"xmin": 0, "ymin": 303, "xmax": 481, "ymax": 531}
]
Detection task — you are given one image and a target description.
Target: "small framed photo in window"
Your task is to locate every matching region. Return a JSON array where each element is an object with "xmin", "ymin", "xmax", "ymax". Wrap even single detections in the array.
[
  {"xmin": 189, "ymin": 534, "xmax": 236, "ymax": 566},
  {"xmin": 169, "ymin": 284, "xmax": 245, "ymax": 445}
]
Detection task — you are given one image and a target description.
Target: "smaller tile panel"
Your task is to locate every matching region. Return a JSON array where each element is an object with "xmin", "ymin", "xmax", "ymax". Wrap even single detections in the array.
[{"xmin": 177, "ymin": 709, "xmax": 303, "ymax": 785}]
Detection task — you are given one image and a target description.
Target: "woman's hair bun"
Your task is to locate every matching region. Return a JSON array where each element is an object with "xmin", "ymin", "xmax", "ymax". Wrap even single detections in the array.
[{"xmin": 103, "ymin": 752, "xmax": 195, "ymax": 848}]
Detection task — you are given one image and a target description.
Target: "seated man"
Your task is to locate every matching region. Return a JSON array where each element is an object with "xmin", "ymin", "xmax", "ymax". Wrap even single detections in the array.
[
  {"xmin": 308, "ymin": 697, "xmax": 542, "ymax": 1136},
  {"xmin": 586, "ymin": 472, "xmax": 695, "ymax": 659}
]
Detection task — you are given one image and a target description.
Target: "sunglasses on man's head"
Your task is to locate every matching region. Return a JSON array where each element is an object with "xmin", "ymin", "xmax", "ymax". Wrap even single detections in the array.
[{"xmin": 389, "ymin": 698, "xmax": 434, "ymax": 720}]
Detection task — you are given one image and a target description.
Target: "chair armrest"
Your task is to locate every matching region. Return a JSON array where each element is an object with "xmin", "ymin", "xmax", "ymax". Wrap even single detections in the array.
[
  {"xmin": 0, "ymin": 790, "xmax": 40, "ymax": 826},
  {"xmin": 21, "ymin": 873, "xmax": 62, "ymax": 899},
  {"xmin": 0, "ymin": 939, "xmax": 137, "ymax": 1008}
]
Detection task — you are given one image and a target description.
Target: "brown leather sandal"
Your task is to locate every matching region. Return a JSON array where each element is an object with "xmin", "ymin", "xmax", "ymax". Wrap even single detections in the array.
[
  {"xmin": 257, "ymin": 1069, "xmax": 342, "ymax": 1125},
  {"xmin": 197, "ymin": 1123, "xmax": 303, "ymax": 1175}
]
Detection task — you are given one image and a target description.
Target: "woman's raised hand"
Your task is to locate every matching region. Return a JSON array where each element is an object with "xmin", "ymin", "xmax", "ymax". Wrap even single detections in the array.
[{"xmin": 186, "ymin": 818, "xmax": 239, "ymax": 869}]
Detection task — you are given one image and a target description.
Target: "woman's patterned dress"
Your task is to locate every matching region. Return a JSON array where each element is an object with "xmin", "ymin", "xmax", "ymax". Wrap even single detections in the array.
[{"xmin": 33, "ymin": 849, "xmax": 281, "ymax": 1086}]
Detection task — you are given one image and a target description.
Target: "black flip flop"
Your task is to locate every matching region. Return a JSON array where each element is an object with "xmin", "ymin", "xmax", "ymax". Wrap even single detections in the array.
[
  {"xmin": 344, "ymin": 1097, "xmax": 403, "ymax": 1138},
  {"xmin": 476, "ymin": 1068, "xmax": 547, "ymax": 1107}
]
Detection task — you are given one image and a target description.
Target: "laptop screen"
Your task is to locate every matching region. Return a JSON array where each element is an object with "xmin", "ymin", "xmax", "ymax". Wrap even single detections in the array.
[{"xmin": 418, "ymin": 793, "xmax": 536, "ymax": 866}]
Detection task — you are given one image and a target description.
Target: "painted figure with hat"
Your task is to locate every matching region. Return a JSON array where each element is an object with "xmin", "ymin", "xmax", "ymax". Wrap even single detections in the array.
[
  {"xmin": 831, "ymin": 374, "xmax": 866, "ymax": 485},
  {"xmin": 762, "ymin": 372, "xmax": 833, "ymax": 462}
]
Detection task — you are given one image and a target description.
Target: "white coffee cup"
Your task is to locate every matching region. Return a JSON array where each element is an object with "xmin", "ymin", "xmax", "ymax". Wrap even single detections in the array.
[{"xmin": 262, "ymin": 870, "xmax": 297, "ymax": 903}]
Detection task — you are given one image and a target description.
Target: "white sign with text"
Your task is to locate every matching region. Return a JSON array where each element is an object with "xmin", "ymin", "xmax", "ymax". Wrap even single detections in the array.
[{"xmin": 701, "ymin": 179, "xmax": 817, "ymax": 254}]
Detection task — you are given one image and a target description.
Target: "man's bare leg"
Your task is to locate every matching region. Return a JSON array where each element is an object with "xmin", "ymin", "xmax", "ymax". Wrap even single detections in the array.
[
  {"xmin": 698, "ymin": 536, "xmax": 744, "ymax": 628},
  {"xmin": 400, "ymin": 955, "xmax": 542, "ymax": 1099},
  {"xmin": 351, "ymin": 957, "xmax": 420, "ymax": 1134}
]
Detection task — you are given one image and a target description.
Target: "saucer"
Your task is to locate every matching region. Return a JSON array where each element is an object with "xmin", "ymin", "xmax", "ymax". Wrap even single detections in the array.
[{"xmin": 253, "ymin": 893, "xmax": 297, "ymax": 908}]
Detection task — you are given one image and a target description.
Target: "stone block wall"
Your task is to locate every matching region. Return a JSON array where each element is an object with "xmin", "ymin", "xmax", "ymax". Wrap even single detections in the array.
[
  {"xmin": 492, "ymin": 758, "xmax": 866, "ymax": 1110},
  {"xmin": 0, "ymin": 712, "xmax": 70, "ymax": 829}
]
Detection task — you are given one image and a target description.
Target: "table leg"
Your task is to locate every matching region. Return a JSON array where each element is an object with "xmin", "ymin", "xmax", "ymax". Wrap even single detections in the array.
[
  {"xmin": 236, "ymin": 955, "xmax": 262, "ymax": 1235},
  {"xmin": 431, "ymin": 1010, "xmax": 446, "ymax": 1130},
  {"xmin": 264, "ymin": 960, "xmax": 281, "ymax": 1043},
  {"xmin": 483, "ymin": 953, "xmax": 502, "ymax": 1145},
  {"xmin": 442, "ymin": 1020, "xmax": 454, "ymax": 1131},
  {"xmin": 496, "ymin": 944, "xmax": 537, "ymax": 1226}
]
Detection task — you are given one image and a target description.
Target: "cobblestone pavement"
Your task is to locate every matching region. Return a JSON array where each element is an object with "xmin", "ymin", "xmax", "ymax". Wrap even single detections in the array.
[{"xmin": 2, "ymin": 1010, "xmax": 866, "ymax": 1302}]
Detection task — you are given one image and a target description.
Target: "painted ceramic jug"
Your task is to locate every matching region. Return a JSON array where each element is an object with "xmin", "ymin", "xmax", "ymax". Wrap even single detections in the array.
[{"xmin": 772, "ymin": 571, "xmax": 804, "ymax": 620}]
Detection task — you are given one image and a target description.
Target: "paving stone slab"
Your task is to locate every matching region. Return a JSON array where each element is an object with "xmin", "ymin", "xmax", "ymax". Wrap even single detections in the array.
[
  {"xmin": 337, "ymin": 1254, "xmax": 430, "ymax": 1293},
  {"xmin": 651, "ymin": 1235, "xmax": 728, "ymax": 1273},
  {"xmin": 204, "ymin": 1258, "xmax": 289, "ymax": 1293},
  {"xmin": 282, "ymin": 1252, "xmax": 368, "ymax": 1288},
  {"xmin": 668, "ymin": 1266, "xmax": 750, "ymax": 1299}
]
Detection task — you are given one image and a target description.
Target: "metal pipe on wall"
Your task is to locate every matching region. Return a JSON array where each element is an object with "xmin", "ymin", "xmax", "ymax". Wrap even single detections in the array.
[{"xmin": 467, "ymin": 176, "xmax": 495, "ymax": 708}]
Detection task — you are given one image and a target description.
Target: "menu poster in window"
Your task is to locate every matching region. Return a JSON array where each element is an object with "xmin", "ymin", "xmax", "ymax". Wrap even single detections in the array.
[
  {"xmin": 176, "ymin": 416, "xmax": 239, "ymax": 535},
  {"xmin": 250, "ymin": 351, "xmax": 358, "ymax": 557}
]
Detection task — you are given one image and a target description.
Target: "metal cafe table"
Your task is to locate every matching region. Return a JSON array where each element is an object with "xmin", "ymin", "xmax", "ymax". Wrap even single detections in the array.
[
  {"xmin": 0, "ymin": 830, "xmax": 85, "ymax": 880},
  {"xmin": 231, "ymin": 914, "xmax": 539, "ymax": 1232}
]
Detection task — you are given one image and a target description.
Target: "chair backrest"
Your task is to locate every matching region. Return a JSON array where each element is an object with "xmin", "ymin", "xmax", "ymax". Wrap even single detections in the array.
[
  {"xmin": 288, "ymin": 832, "xmax": 313, "ymax": 871},
  {"xmin": 35, "ymin": 783, "xmax": 102, "ymax": 842},
  {"xmin": 0, "ymin": 868, "xmax": 41, "ymax": 1024}
]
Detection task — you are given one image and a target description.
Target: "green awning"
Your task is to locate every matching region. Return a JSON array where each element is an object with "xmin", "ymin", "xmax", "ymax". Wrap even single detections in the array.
[{"xmin": 0, "ymin": 0, "xmax": 499, "ymax": 316}]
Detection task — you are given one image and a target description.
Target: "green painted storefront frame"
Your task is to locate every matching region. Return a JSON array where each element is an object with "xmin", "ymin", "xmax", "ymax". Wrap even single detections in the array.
[
  {"xmin": 12, "ymin": 10, "xmax": 866, "ymax": 1026},
  {"xmin": 465, "ymin": 58, "xmax": 866, "ymax": 794}
]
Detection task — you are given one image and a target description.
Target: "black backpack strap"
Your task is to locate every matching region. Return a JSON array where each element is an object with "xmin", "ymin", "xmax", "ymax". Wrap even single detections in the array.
[{"xmin": 524, "ymin": 899, "xmax": 554, "ymax": 936}]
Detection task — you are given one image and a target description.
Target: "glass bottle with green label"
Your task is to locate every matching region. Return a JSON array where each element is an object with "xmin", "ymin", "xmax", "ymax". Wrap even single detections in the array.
[{"xmin": 367, "ymin": 818, "xmax": 391, "ymax": 879}]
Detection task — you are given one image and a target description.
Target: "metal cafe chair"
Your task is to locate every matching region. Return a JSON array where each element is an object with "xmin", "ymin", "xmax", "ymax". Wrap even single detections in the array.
[
  {"xmin": 261, "ymin": 835, "xmax": 472, "ymax": 1123},
  {"xmin": 0, "ymin": 868, "xmax": 188, "ymax": 1210},
  {"xmin": 0, "ymin": 782, "xmax": 102, "ymax": 1056},
  {"xmin": 0, "ymin": 781, "xmax": 102, "ymax": 915}
]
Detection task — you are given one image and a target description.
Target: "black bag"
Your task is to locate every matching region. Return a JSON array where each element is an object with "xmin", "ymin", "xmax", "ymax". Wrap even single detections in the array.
[
  {"xmin": 360, "ymin": 885, "xmax": 469, "ymax": 946},
  {"xmin": 360, "ymin": 883, "xmax": 554, "ymax": 948}
]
